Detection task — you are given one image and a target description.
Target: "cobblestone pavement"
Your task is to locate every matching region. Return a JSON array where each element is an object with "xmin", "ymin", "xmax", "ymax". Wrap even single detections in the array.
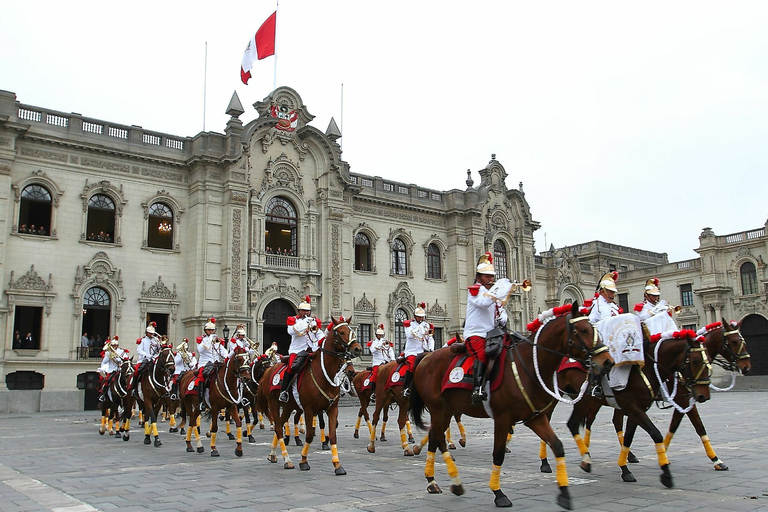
[{"xmin": 0, "ymin": 391, "xmax": 767, "ymax": 512}]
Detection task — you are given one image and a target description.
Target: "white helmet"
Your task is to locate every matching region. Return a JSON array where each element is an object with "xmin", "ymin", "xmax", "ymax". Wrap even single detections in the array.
[{"xmin": 204, "ymin": 317, "xmax": 216, "ymax": 331}]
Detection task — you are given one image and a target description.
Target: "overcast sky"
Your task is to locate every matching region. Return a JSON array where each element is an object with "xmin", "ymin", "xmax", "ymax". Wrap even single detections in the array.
[{"xmin": 2, "ymin": 1, "xmax": 766, "ymax": 262}]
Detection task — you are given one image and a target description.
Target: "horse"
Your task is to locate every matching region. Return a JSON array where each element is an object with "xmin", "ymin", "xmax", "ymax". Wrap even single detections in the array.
[
  {"xmin": 134, "ymin": 347, "xmax": 175, "ymax": 447},
  {"xmin": 99, "ymin": 358, "xmax": 134, "ymax": 440},
  {"xmin": 257, "ymin": 315, "xmax": 361, "ymax": 474},
  {"xmin": 366, "ymin": 360, "xmax": 418, "ymax": 456},
  {"xmin": 178, "ymin": 350, "xmax": 251, "ymax": 457},
  {"xmin": 551, "ymin": 329, "xmax": 712, "ymax": 487},
  {"xmin": 409, "ymin": 302, "xmax": 614, "ymax": 509}
]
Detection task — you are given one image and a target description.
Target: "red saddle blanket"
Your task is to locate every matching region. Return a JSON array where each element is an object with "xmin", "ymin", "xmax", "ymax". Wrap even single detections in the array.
[
  {"xmin": 441, "ymin": 349, "xmax": 508, "ymax": 394},
  {"xmin": 384, "ymin": 363, "xmax": 408, "ymax": 390},
  {"xmin": 359, "ymin": 369, "xmax": 375, "ymax": 392},
  {"xmin": 558, "ymin": 357, "xmax": 587, "ymax": 373},
  {"xmin": 268, "ymin": 364, "xmax": 306, "ymax": 393}
]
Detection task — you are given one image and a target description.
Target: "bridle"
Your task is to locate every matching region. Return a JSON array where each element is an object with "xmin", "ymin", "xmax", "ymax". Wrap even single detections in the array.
[
  {"xmin": 214, "ymin": 352, "xmax": 250, "ymax": 405},
  {"xmin": 112, "ymin": 360, "xmax": 133, "ymax": 399},
  {"xmin": 311, "ymin": 321, "xmax": 358, "ymax": 403},
  {"xmin": 147, "ymin": 347, "xmax": 175, "ymax": 396},
  {"xmin": 720, "ymin": 326, "xmax": 750, "ymax": 367},
  {"xmin": 653, "ymin": 336, "xmax": 711, "ymax": 414}
]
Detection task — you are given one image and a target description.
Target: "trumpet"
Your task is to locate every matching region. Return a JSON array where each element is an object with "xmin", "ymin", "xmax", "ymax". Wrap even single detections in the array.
[
  {"xmin": 245, "ymin": 334, "xmax": 260, "ymax": 351},
  {"xmin": 510, "ymin": 279, "xmax": 532, "ymax": 293},
  {"xmin": 669, "ymin": 305, "xmax": 682, "ymax": 314}
]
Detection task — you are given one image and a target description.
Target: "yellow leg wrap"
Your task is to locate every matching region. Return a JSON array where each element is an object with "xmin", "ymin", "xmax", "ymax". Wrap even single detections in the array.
[
  {"xmin": 152, "ymin": 423, "xmax": 159, "ymax": 436},
  {"xmin": 193, "ymin": 426, "xmax": 201, "ymax": 444},
  {"xmin": 446, "ymin": 427, "xmax": 453, "ymax": 444},
  {"xmin": 247, "ymin": 424, "xmax": 253, "ymax": 436},
  {"xmin": 489, "ymin": 464, "xmax": 502, "ymax": 491},
  {"xmin": 381, "ymin": 421, "xmax": 387, "ymax": 436},
  {"xmin": 701, "ymin": 435, "xmax": 716, "ymax": 459},
  {"xmin": 618, "ymin": 445, "xmax": 630, "ymax": 466},
  {"xmin": 400, "ymin": 429, "xmax": 408, "ymax": 449},
  {"xmin": 616, "ymin": 430, "xmax": 625, "ymax": 448},
  {"xmin": 406, "ymin": 420, "xmax": 413, "ymax": 436},
  {"xmin": 443, "ymin": 451, "xmax": 461, "ymax": 485},
  {"xmin": 294, "ymin": 424, "xmax": 300, "ymax": 437},
  {"xmin": 425, "ymin": 451, "xmax": 436, "ymax": 479},
  {"xmin": 655, "ymin": 442, "xmax": 669, "ymax": 466},
  {"xmin": 186, "ymin": 427, "xmax": 192, "ymax": 442},
  {"xmin": 169, "ymin": 415, "xmax": 176, "ymax": 428},
  {"xmin": 101, "ymin": 416, "xmax": 106, "ymax": 428},
  {"xmin": 366, "ymin": 420, "xmax": 374, "ymax": 436},
  {"xmin": 320, "ymin": 428, "xmax": 326, "ymax": 442},
  {"xmin": 584, "ymin": 428, "xmax": 592, "ymax": 449},
  {"xmin": 211, "ymin": 432, "xmax": 217, "ymax": 449},
  {"xmin": 539, "ymin": 440, "xmax": 548, "ymax": 459},
  {"xmin": 369, "ymin": 424, "xmax": 377, "ymax": 443},
  {"xmin": 279, "ymin": 437, "xmax": 289, "ymax": 458},
  {"xmin": 270, "ymin": 433, "xmax": 279, "ymax": 450},
  {"xmin": 226, "ymin": 422, "xmax": 231, "ymax": 435},
  {"xmin": 144, "ymin": 422, "xmax": 151, "ymax": 435},
  {"xmin": 301, "ymin": 441, "xmax": 311, "ymax": 457},
  {"xmin": 284, "ymin": 423, "xmax": 290, "ymax": 437},
  {"xmin": 555, "ymin": 456, "xmax": 568, "ymax": 488},
  {"xmin": 458, "ymin": 422, "xmax": 467, "ymax": 442},
  {"xmin": 196, "ymin": 416, "xmax": 201, "ymax": 427},
  {"xmin": 355, "ymin": 416, "xmax": 362, "ymax": 430},
  {"xmin": 421, "ymin": 434, "xmax": 429, "ymax": 448},
  {"xmin": 236, "ymin": 426, "xmax": 243, "ymax": 443},
  {"xmin": 125, "ymin": 419, "xmax": 130, "ymax": 431},
  {"xmin": 313, "ymin": 416, "xmax": 318, "ymax": 428},
  {"xmin": 573, "ymin": 434, "xmax": 588, "ymax": 456},
  {"xmin": 664, "ymin": 431, "xmax": 674, "ymax": 449},
  {"xmin": 331, "ymin": 444, "xmax": 340, "ymax": 463}
]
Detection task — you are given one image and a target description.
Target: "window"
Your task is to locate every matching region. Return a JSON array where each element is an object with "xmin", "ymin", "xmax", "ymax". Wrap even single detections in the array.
[
  {"xmin": 355, "ymin": 232, "xmax": 372, "ymax": 271},
  {"xmin": 433, "ymin": 327, "xmax": 443, "ymax": 349},
  {"xmin": 6, "ymin": 371, "xmax": 44, "ymax": 390},
  {"xmin": 493, "ymin": 240, "xmax": 508, "ymax": 279},
  {"xmin": 18, "ymin": 184, "xmax": 52, "ymax": 236},
  {"xmin": 427, "ymin": 243, "xmax": 441, "ymax": 279},
  {"xmin": 82, "ymin": 287, "xmax": 111, "ymax": 349},
  {"xmin": 147, "ymin": 202, "xmax": 174, "ymax": 250},
  {"xmin": 394, "ymin": 309, "xmax": 407, "ymax": 354},
  {"xmin": 741, "ymin": 262, "xmax": 758, "ymax": 295},
  {"xmin": 618, "ymin": 293, "xmax": 629, "ymax": 314},
  {"xmin": 265, "ymin": 196, "xmax": 297, "ymax": 256},
  {"xmin": 12, "ymin": 306, "xmax": 42, "ymax": 350},
  {"xmin": 359, "ymin": 324, "xmax": 372, "ymax": 356},
  {"xmin": 391, "ymin": 238, "xmax": 407, "ymax": 275},
  {"xmin": 86, "ymin": 194, "xmax": 115, "ymax": 243},
  {"xmin": 682, "ymin": 324, "xmax": 696, "ymax": 331},
  {"xmin": 680, "ymin": 283, "xmax": 694, "ymax": 307}
]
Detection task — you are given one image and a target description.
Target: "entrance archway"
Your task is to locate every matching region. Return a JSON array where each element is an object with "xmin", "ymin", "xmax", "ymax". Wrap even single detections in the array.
[
  {"xmin": 263, "ymin": 299, "xmax": 295, "ymax": 355},
  {"xmin": 741, "ymin": 313, "xmax": 768, "ymax": 376}
]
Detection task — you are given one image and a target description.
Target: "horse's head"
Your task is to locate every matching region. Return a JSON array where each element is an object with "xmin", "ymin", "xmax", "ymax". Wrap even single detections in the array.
[
  {"xmin": 231, "ymin": 350, "xmax": 252, "ymax": 383},
  {"xmin": 158, "ymin": 347, "xmax": 175, "ymax": 377},
  {"xmin": 566, "ymin": 302, "xmax": 614, "ymax": 376},
  {"xmin": 720, "ymin": 317, "xmax": 751, "ymax": 375},
  {"xmin": 327, "ymin": 315, "xmax": 363, "ymax": 359},
  {"xmin": 681, "ymin": 335, "xmax": 712, "ymax": 403}
]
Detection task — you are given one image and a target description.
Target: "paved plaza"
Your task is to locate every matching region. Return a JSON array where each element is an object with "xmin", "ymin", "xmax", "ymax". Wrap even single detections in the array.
[{"xmin": 0, "ymin": 390, "xmax": 766, "ymax": 512}]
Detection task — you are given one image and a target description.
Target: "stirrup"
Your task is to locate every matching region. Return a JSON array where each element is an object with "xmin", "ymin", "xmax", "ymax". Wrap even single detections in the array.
[
  {"xmin": 591, "ymin": 386, "xmax": 603, "ymax": 398},
  {"xmin": 98, "ymin": 395, "xmax": 106, "ymax": 402},
  {"xmin": 402, "ymin": 387, "xmax": 411, "ymax": 398},
  {"xmin": 278, "ymin": 391, "xmax": 290, "ymax": 403},
  {"xmin": 471, "ymin": 390, "xmax": 486, "ymax": 405},
  {"xmin": 370, "ymin": 392, "xmax": 376, "ymax": 401}
]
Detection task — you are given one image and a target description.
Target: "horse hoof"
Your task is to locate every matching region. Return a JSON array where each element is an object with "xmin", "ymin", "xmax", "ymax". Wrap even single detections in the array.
[
  {"xmin": 235, "ymin": 449, "xmax": 243, "ymax": 457},
  {"xmin": 412, "ymin": 445, "xmax": 422, "ymax": 455},
  {"xmin": 267, "ymin": 455, "xmax": 277, "ymax": 463},
  {"xmin": 122, "ymin": 435, "xmax": 130, "ymax": 441},
  {"xmin": 380, "ymin": 435, "xmax": 387, "ymax": 442},
  {"xmin": 408, "ymin": 435, "xmax": 415, "ymax": 444},
  {"xmin": 334, "ymin": 466, "xmax": 347, "ymax": 476},
  {"xmin": 197, "ymin": 447, "xmax": 204, "ymax": 453},
  {"xmin": 556, "ymin": 493, "xmax": 572, "ymax": 510},
  {"xmin": 180, "ymin": 428, "xmax": 186, "ymax": 435},
  {"xmin": 321, "ymin": 442, "xmax": 330, "ymax": 451},
  {"xmin": 154, "ymin": 439, "xmax": 162, "ymax": 447},
  {"xmin": 404, "ymin": 449, "xmax": 414, "ymax": 457},
  {"xmin": 714, "ymin": 462, "xmax": 729, "ymax": 471},
  {"xmin": 299, "ymin": 462, "xmax": 310, "ymax": 471},
  {"xmin": 187, "ymin": 446, "xmax": 195, "ymax": 452},
  {"xmin": 541, "ymin": 461, "xmax": 553, "ymax": 473},
  {"xmin": 248, "ymin": 435, "xmax": 256, "ymax": 443},
  {"xmin": 143, "ymin": 436, "xmax": 151, "ymax": 445},
  {"xmin": 579, "ymin": 462, "xmax": 591, "ymax": 473},
  {"xmin": 211, "ymin": 450, "xmax": 220, "ymax": 457},
  {"xmin": 660, "ymin": 465, "xmax": 674, "ymax": 488},
  {"xmin": 227, "ymin": 433, "xmax": 236, "ymax": 440},
  {"xmin": 459, "ymin": 439, "xmax": 466, "ymax": 447},
  {"xmin": 505, "ymin": 446, "xmax": 510, "ymax": 453},
  {"xmin": 114, "ymin": 432, "xmax": 121, "ymax": 439},
  {"xmin": 353, "ymin": 431, "xmax": 359, "ymax": 439},
  {"xmin": 283, "ymin": 463, "xmax": 294, "ymax": 469},
  {"xmin": 427, "ymin": 482, "xmax": 442, "ymax": 494},
  {"xmin": 283, "ymin": 436, "xmax": 290, "ymax": 445},
  {"xmin": 260, "ymin": 424, "xmax": 265, "ymax": 430},
  {"xmin": 294, "ymin": 437, "xmax": 303, "ymax": 447},
  {"xmin": 450, "ymin": 484, "xmax": 464, "ymax": 496},
  {"xmin": 448, "ymin": 443, "xmax": 456, "ymax": 450},
  {"xmin": 494, "ymin": 490, "xmax": 513, "ymax": 508},
  {"xmin": 366, "ymin": 445, "xmax": 375, "ymax": 453},
  {"xmin": 628, "ymin": 451, "xmax": 639, "ymax": 464},
  {"xmin": 620, "ymin": 466, "xmax": 636, "ymax": 483},
  {"xmin": 99, "ymin": 429, "xmax": 105, "ymax": 435},
  {"xmin": 206, "ymin": 432, "xmax": 211, "ymax": 438},
  {"xmin": 269, "ymin": 425, "xmax": 274, "ymax": 431},
  {"xmin": 169, "ymin": 427, "xmax": 179, "ymax": 433}
]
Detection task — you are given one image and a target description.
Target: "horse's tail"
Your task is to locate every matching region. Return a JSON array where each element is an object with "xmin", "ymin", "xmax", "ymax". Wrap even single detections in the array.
[
  {"xmin": 202, "ymin": 406, "xmax": 212, "ymax": 424},
  {"xmin": 409, "ymin": 352, "xmax": 431, "ymax": 431}
]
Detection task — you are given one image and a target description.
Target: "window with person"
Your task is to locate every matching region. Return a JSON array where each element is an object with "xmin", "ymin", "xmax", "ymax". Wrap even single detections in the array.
[
  {"xmin": 82, "ymin": 286, "xmax": 111, "ymax": 348},
  {"xmin": 354, "ymin": 232, "xmax": 372, "ymax": 271},
  {"xmin": 427, "ymin": 243, "xmax": 441, "ymax": 279},
  {"xmin": 86, "ymin": 194, "xmax": 116, "ymax": 243},
  {"xmin": 12, "ymin": 306, "xmax": 42, "ymax": 350},
  {"xmin": 391, "ymin": 238, "xmax": 407, "ymax": 275},
  {"xmin": 493, "ymin": 239, "xmax": 508, "ymax": 279},
  {"xmin": 18, "ymin": 184, "xmax": 52, "ymax": 236},
  {"xmin": 741, "ymin": 261, "xmax": 758, "ymax": 295},
  {"xmin": 264, "ymin": 196, "xmax": 297, "ymax": 256},
  {"xmin": 147, "ymin": 202, "xmax": 174, "ymax": 250}
]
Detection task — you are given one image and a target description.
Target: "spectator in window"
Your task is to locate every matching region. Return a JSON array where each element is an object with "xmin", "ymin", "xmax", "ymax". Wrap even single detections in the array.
[
  {"xmin": 105, "ymin": 233, "xmax": 112, "ymax": 243},
  {"xmin": 265, "ymin": 246, "xmax": 271, "ymax": 254},
  {"xmin": 13, "ymin": 331, "xmax": 21, "ymax": 349},
  {"xmin": 29, "ymin": 225, "xmax": 36, "ymax": 235},
  {"xmin": 19, "ymin": 224, "xmax": 27, "ymax": 233},
  {"xmin": 81, "ymin": 332, "xmax": 89, "ymax": 357},
  {"xmin": 98, "ymin": 231, "xmax": 105, "ymax": 242},
  {"xmin": 38, "ymin": 226, "xmax": 47, "ymax": 236},
  {"xmin": 24, "ymin": 332, "xmax": 33, "ymax": 349}
]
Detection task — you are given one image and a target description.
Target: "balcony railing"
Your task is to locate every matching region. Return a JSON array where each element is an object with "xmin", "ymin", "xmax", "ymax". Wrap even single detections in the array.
[{"xmin": 265, "ymin": 254, "xmax": 299, "ymax": 269}]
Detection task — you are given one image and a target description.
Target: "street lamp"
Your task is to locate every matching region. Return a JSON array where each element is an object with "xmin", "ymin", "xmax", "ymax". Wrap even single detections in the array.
[{"xmin": 222, "ymin": 325, "xmax": 230, "ymax": 344}]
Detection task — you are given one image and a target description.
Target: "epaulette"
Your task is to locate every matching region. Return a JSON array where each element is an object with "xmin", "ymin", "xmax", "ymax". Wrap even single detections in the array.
[
  {"xmin": 634, "ymin": 303, "xmax": 644, "ymax": 312},
  {"xmin": 366, "ymin": 340, "xmax": 373, "ymax": 347},
  {"xmin": 286, "ymin": 316, "xmax": 297, "ymax": 326},
  {"xmin": 468, "ymin": 284, "xmax": 481, "ymax": 297},
  {"xmin": 196, "ymin": 336, "xmax": 203, "ymax": 343},
  {"xmin": 315, "ymin": 317, "xmax": 323, "ymax": 330},
  {"xmin": 618, "ymin": 307, "xmax": 624, "ymax": 314},
  {"xmin": 403, "ymin": 320, "xmax": 411, "ymax": 327}
]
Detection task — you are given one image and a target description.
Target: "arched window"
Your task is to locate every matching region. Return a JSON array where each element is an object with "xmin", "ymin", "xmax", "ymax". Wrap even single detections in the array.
[
  {"xmin": 427, "ymin": 243, "xmax": 441, "ymax": 279},
  {"xmin": 18, "ymin": 184, "xmax": 52, "ymax": 236},
  {"xmin": 265, "ymin": 197, "xmax": 297, "ymax": 256},
  {"xmin": 391, "ymin": 238, "xmax": 407, "ymax": 275},
  {"xmin": 394, "ymin": 308, "xmax": 408, "ymax": 354},
  {"xmin": 147, "ymin": 202, "xmax": 174, "ymax": 250},
  {"xmin": 82, "ymin": 287, "xmax": 111, "ymax": 351},
  {"xmin": 86, "ymin": 194, "xmax": 115, "ymax": 243},
  {"xmin": 355, "ymin": 232, "xmax": 372, "ymax": 271},
  {"xmin": 494, "ymin": 239, "xmax": 508, "ymax": 279},
  {"xmin": 741, "ymin": 261, "xmax": 758, "ymax": 295}
]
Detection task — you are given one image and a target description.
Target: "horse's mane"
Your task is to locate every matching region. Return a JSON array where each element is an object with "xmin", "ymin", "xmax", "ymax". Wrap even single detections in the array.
[{"xmin": 526, "ymin": 303, "xmax": 575, "ymax": 333}]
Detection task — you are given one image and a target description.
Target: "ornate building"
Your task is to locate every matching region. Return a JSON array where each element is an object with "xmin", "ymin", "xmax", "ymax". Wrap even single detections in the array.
[{"xmin": 0, "ymin": 87, "xmax": 539, "ymax": 411}]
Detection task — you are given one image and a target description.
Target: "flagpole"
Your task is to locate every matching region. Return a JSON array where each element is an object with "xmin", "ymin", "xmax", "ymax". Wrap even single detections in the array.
[
  {"xmin": 273, "ymin": 0, "xmax": 279, "ymax": 91},
  {"xmin": 203, "ymin": 41, "xmax": 208, "ymax": 132}
]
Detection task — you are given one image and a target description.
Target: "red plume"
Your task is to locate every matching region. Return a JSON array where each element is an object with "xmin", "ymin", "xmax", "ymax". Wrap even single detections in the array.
[
  {"xmin": 485, "ymin": 252, "xmax": 493, "ymax": 263},
  {"xmin": 304, "ymin": 295, "xmax": 311, "ymax": 304},
  {"xmin": 113, "ymin": 335, "xmax": 119, "ymax": 340},
  {"xmin": 210, "ymin": 317, "xmax": 216, "ymax": 323},
  {"xmin": 378, "ymin": 324, "xmax": 384, "ymax": 329},
  {"xmin": 652, "ymin": 277, "xmax": 659, "ymax": 287},
  {"xmin": 611, "ymin": 271, "xmax": 619, "ymax": 282},
  {"xmin": 419, "ymin": 302, "xmax": 426, "ymax": 309}
]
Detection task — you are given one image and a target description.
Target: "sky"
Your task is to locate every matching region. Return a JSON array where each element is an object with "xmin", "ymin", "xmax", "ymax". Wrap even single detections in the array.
[{"xmin": 2, "ymin": 1, "xmax": 767, "ymax": 262}]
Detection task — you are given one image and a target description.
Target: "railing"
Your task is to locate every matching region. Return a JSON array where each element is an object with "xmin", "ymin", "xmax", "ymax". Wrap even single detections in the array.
[
  {"xmin": 265, "ymin": 254, "xmax": 299, "ymax": 269},
  {"xmin": 725, "ymin": 228, "xmax": 764, "ymax": 244}
]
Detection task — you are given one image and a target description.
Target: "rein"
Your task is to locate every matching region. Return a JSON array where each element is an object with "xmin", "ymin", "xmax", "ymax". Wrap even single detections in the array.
[
  {"xmin": 146, "ymin": 349, "xmax": 174, "ymax": 397},
  {"xmin": 310, "ymin": 322, "xmax": 354, "ymax": 405},
  {"xmin": 214, "ymin": 355, "xmax": 247, "ymax": 405},
  {"xmin": 652, "ymin": 338, "xmax": 710, "ymax": 414}
]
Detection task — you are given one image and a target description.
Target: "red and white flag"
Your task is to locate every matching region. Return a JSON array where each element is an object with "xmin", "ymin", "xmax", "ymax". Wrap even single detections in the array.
[{"xmin": 240, "ymin": 11, "xmax": 276, "ymax": 85}]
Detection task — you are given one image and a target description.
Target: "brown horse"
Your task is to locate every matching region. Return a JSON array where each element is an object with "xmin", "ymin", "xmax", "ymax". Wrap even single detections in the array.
[
  {"xmin": 409, "ymin": 302, "xmax": 613, "ymax": 509},
  {"xmin": 134, "ymin": 347, "xmax": 175, "ymax": 447},
  {"xmin": 258, "ymin": 316, "xmax": 361, "ymax": 474},
  {"xmin": 99, "ymin": 358, "xmax": 134, "ymax": 440},
  {"xmin": 553, "ymin": 330, "xmax": 712, "ymax": 487},
  {"xmin": 351, "ymin": 368, "xmax": 389, "ymax": 441},
  {"xmin": 366, "ymin": 361, "xmax": 416, "ymax": 456},
  {"xmin": 178, "ymin": 351, "xmax": 251, "ymax": 457}
]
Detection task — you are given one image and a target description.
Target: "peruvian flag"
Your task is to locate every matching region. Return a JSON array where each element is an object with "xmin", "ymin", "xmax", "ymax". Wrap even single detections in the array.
[{"xmin": 240, "ymin": 11, "xmax": 276, "ymax": 85}]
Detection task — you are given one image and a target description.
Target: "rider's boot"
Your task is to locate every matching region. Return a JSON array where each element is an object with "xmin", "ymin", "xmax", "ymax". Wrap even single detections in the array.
[
  {"xmin": 279, "ymin": 372, "xmax": 294, "ymax": 403},
  {"xmin": 401, "ymin": 370, "xmax": 413, "ymax": 398},
  {"xmin": 590, "ymin": 376, "xmax": 603, "ymax": 399},
  {"xmin": 370, "ymin": 381, "xmax": 376, "ymax": 402},
  {"xmin": 471, "ymin": 359, "xmax": 488, "ymax": 405}
]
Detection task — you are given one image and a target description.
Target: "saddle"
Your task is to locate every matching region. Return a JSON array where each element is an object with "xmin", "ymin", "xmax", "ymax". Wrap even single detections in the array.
[
  {"xmin": 384, "ymin": 362, "xmax": 408, "ymax": 389},
  {"xmin": 441, "ymin": 345, "xmax": 508, "ymax": 394}
]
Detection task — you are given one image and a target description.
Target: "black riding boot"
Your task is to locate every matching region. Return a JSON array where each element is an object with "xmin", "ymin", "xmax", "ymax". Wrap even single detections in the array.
[
  {"xmin": 279, "ymin": 372, "xmax": 294, "ymax": 403},
  {"xmin": 370, "ymin": 381, "xmax": 376, "ymax": 402},
  {"xmin": 590, "ymin": 375, "xmax": 603, "ymax": 399},
  {"xmin": 402, "ymin": 370, "xmax": 413, "ymax": 398},
  {"xmin": 471, "ymin": 359, "xmax": 488, "ymax": 405}
]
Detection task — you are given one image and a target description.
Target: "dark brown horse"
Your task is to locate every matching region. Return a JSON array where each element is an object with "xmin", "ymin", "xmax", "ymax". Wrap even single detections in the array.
[
  {"xmin": 351, "ymin": 368, "xmax": 391, "ymax": 441},
  {"xmin": 409, "ymin": 302, "xmax": 613, "ymax": 509},
  {"xmin": 257, "ymin": 316, "xmax": 361, "ymax": 474},
  {"xmin": 365, "ymin": 361, "xmax": 416, "ymax": 456},
  {"xmin": 99, "ymin": 358, "xmax": 134, "ymax": 440},
  {"xmin": 178, "ymin": 351, "xmax": 251, "ymax": 457},
  {"xmin": 135, "ymin": 347, "xmax": 175, "ymax": 447}
]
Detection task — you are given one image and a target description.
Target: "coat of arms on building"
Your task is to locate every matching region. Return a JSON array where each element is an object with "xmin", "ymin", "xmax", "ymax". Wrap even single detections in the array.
[{"xmin": 270, "ymin": 104, "xmax": 298, "ymax": 132}]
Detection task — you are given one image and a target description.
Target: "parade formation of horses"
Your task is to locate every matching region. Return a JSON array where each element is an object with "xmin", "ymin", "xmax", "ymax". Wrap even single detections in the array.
[
  {"xmin": 351, "ymin": 368, "xmax": 391, "ymax": 442},
  {"xmin": 409, "ymin": 302, "xmax": 614, "ymax": 509},
  {"xmin": 99, "ymin": 358, "xmax": 134, "ymax": 441},
  {"xmin": 134, "ymin": 346, "xmax": 175, "ymax": 447},
  {"xmin": 366, "ymin": 360, "xmax": 417, "ymax": 456},
  {"xmin": 257, "ymin": 315, "xmax": 361, "ymax": 474}
]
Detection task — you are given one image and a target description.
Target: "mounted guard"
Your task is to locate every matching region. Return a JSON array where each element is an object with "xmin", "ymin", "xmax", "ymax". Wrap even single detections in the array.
[
  {"xmin": 279, "ymin": 296, "xmax": 324, "ymax": 403},
  {"xmin": 401, "ymin": 302, "xmax": 434, "ymax": 398},
  {"xmin": 194, "ymin": 317, "xmax": 228, "ymax": 400},
  {"xmin": 367, "ymin": 324, "xmax": 394, "ymax": 401}
]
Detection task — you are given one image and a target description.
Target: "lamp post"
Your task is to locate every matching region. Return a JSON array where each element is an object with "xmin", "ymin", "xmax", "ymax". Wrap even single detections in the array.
[{"xmin": 222, "ymin": 325, "xmax": 230, "ymax": 345}]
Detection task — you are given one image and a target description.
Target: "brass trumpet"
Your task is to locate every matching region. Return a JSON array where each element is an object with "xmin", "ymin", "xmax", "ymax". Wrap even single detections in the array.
[
  {"xmin": 670, "ymin": 305, "xmax": 682, "ymax": 314},
  {"xmin": 510, "ymin": 278, "xmax": 532, "ymax": 293}
]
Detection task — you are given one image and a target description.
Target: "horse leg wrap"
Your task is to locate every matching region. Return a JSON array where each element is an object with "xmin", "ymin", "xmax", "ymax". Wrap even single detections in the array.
[
  {"xmin": 320, "ymin": 428, "xmax": 326, "ymax": 443},
  {"xmin": 555, "ymin": 456, "xmax": 569, "ymax": 488},
  {"xmin": 369, "ymin": 425, "xmax": 377, "ymax": 443},
  {"xmin": 664, "ymin": 431, "xmax": 675, "ymax": 450},
  {"xmin": 381, "ymin": 421, "xmax": 387, "ymax": 437},
  {"xmin": 101, "ymin": 416, "xmax": 107, "ymax": 428},
  {"xmin": 144, "ymin": 422, "xmax": 151, "ymax": 435},
  {"xmin": 169, "ymin": 415, "xmax": 177, "ymax": 428},
  {"xmin": 655, "ymin": 443, "xmax": 670, "ymax": 467},
  {"xmin": 210, "ymin": 432, "xmax": 217, "ymax": 450},
  {"xmin": 406, "ymin": 420, "xmax": 413, "ymax": 436},
  {"xmin": 247, "ymin": 424, "xmax": 253, "ymax": 436},
  {"xmin": 293, "ymin": 424, "xmax": 300, "ymax": 437},
  {"xmin": 284, "ymin": 423, "xmax": 290, "ymax": 437},
  {"xmin": 279, "ymin": 437, "xmax": 289, "ymax": 458},
  {"xmin": 489, "ymin": 464, "xmax": 502, "ymax": 491},
  {"xmin": 185, "ymin": 427, "xmax": 192, "ymax": 442},
  {"xmin": 366, "ymin": 420, "xmax": 374, "ymax": 436},
  {"xmin": 313, "ymin": 416, "xmax": 318, "ymax": 428},
  {"xmin": 458, "ymin": 422, "xmax": 467, "ymax": 443},
  {"xmin": 421, "ymin": 434, "xmax": 429, "ymax": 448},
  {"xmin": 236, "ymin": 426, "xmax": 243, "ymax": 444},
  {"xmin": 195, "ymin": 426, "xmax": 202, "ymax": 447},
  {"xmin": 425, "ymin": 451, "xmax": 436, "ymax": 478},
  {"xmin": 331, "ymin": 444, "xmax": 340, "ymax": 464},
  {"xmin": 151, "ymin": 423, "xmax": 159, "ymax": 437},
  {"xmin": 618, "ymin": 445, "xmax": 630, "ymax": 466},
  {"xmin": 226, "ymin": 422, "xmax": 231, "ymax": 435},
  {"xmin": 539, "ymin": 440, "xmax": 548, "ymax": 459},
  {"xmin": 584, "ymin": 428, "xmax": 592, "ymax": 449},
  {"xmin": 355, "ymin": 416, "xmax": 362, "ymax": 430},
  {"xmin": 573, "ymin": 434, "xmax": 589, "ymax": 457},
  {"xmin": 301, "ymin": 441, "xmax": 311, "ymax": 458},
  {"xmin": 700, "ymin": 435, "xmax": 717, "ymax": 459},
  {"xmin": 442, "ymin": 451, "xmax": 461, "ymax": 485},
  {"xmin": 446, "ymin": 427, "xmax": 453, "ymax": 445},
  {"xmin": 400, "ymin": 429, "xmax": 408, "ymax": 449}
]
